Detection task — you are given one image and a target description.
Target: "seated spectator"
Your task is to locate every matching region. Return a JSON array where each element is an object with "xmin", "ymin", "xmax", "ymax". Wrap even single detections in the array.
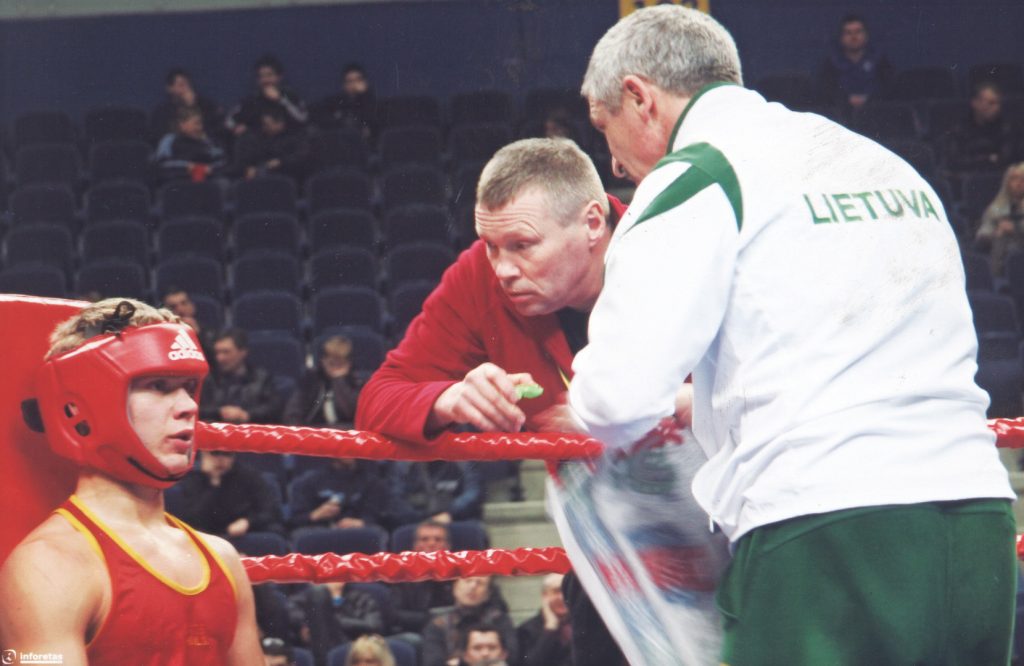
[
  {"xmin": 284, "ymin": 335, "xmax": 362, "ymax": 428},
  {"xmin": 230, "ymin": 106, "xmax": 312, "ymax": 181},
  {"xmin": 174, "ymin": 450, "xmax": 285, "ymax": 537},
  {"xmin": 262, "ymin": 636, "xmax": 297, "ymax": 666},
  {"xmin": 200, "ymin": 328, "xmax": 285, "ymax": 424},
  {"xmin": 944, "ymin": 82, "xmax": 1023, "ymax": 175},
  {"xmin": 310, "ymin": 63, "xmax": 378, "ymax": 141},
  {"xmin": 151, "ymin": 67, "xmax": 224, "ymax": 143},
  {"xmin": 421, "ymin": 576, "xmax": 518, "ymax": 666},
  {"xmin": 817, "ymin": 14, "xmax": 892, "ymax": 116},
  {"xmin": 390, "ymin": 521, "xmax": 456, "ymax": 637},
  {"xmin": 228, "ymin": 54, "xmax": 308, "ymax": 136},
  {"xmin": 517, "ymin": 574, "xmax": 571, "ymax": 666},
  {"xmin": 459, "ymin": 624, "xmax": 511, "ymax": 666},
  {"xmin": 346, "ymin": 634, "xmax": 396, "ymax": 666},
  {"xmin": 254, "ymin": 584, "xmax": 295, "ymax": 647},
  {"xmin": 386, "ymin": 461, "xmax": 483, "ymax": 527},
  {"xmin": 294, "ymin": 581, "xmax": 385, "ymax": 665},
  {"xmin": 975, "ymin": 162, "xmax": 1024, "ymax": 275},
  {"xmin": 288, "ymin": 458, "xmax": 390, "ymax": 533},
  {"xmin": 153, "ymin": 106, "xmax": 227, "ymax": 184},
  {"xmin": 161, "ymin": 286, "xmax": 216, "ymax": 355}
]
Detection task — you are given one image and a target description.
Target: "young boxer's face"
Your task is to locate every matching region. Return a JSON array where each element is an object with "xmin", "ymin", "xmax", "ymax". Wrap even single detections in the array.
[
  {"xmin": 127, "ymin": 375, "xmax": 199, "ymax": 475},
  {"xmin": 476, "ymin": 188, "xmax": 602, "ymax": 316}
]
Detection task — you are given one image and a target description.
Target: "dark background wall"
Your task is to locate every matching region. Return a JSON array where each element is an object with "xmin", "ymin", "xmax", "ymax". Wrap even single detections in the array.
[{"xmin": 1, "ymin": 0, "xmax": 1022, "ymax": 124}]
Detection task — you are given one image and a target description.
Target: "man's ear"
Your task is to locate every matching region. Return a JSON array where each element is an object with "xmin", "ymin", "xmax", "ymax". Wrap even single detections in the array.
[
  {"xmin": 584, "ymin": 200, "xmax": 608, "ymax": 245},
  {"xmin": 622, "ymin": 75, "xmax": 655, "ymax": 121}
]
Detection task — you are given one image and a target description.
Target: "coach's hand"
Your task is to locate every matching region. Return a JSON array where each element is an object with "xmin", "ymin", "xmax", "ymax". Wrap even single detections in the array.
[{"xmin": 428, "ymin": 362, "xmax": 536, "ymax": 434}]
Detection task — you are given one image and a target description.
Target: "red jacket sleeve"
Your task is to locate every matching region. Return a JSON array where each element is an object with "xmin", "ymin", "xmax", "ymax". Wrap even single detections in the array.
[{"xmin": 355, "ymin": 244, "xmax": 492, "ymax": 444}]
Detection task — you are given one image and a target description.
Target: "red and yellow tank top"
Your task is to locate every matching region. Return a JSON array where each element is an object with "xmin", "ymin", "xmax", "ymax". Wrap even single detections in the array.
[{"xmin": 56, "ymin": 495, "xmax": 238, "ymax": 665}]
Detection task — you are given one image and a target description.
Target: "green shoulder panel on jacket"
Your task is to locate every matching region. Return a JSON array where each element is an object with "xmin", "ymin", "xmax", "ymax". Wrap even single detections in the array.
[{"xmin": 632, "ymin": 142, "xmax": 743, "ymax": 231}]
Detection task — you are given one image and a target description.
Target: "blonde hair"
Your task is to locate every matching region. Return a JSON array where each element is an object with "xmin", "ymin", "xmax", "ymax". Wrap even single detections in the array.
[
  {"xmin": 476, "ymin": 138, "xmax": 605, "ymax": 224},
  {"xmin": 344, "ymin": 635, "xmax": 396, "ymax": 666},
  {"xmin": 47, "ymin": 298, "xmax": 181, "ymax": 359}
]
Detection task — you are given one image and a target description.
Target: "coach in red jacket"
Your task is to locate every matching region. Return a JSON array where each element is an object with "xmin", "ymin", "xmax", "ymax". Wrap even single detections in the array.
[{"xmin": 356, "ymin": 138, "xmax": 626, "ymax": 443}]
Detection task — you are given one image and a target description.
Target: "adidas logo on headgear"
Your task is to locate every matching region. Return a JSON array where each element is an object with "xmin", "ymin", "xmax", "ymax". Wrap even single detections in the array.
[{"xmin": 168, "ymin": 331, "xmax": 205, "ymax": 361}]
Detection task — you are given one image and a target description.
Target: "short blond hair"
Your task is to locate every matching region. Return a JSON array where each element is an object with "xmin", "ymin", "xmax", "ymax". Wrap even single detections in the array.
[
  {"xmin": 47, "ymin": 298, "xmax": 181, "ymax": 359},
  {"xmin": 344, "ymin": 635, "xmax": 396, "ymax": 666},
  {"xmin": 476, "ymin": 138, "xmax": 605, "ymax": 224}
]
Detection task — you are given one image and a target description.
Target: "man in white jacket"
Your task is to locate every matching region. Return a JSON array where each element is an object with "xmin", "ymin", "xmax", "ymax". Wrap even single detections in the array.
[{"xmin": 559, "ymin": 6, "xmax": 1016, "ymax": 665}]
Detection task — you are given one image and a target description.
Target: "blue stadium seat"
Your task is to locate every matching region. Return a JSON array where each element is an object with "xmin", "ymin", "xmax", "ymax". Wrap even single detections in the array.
[
  {"xmin": 963, "ymin": 251, "xmax": 995, "ymax": 292},
  {"xmin": 89, "ymin": 140, "xmax": 151, "ymax": 183},
  {"xmin": 312, "ymin": 286, "xmax": 385, "ymax": 335},
  {"xmin": 233, "ymin": 212, "xmax": 301, "ymax": 257},
  {"xmin": 191, "ymin": 292, "xmax": 225, "ymax": 331},
  {"xmin": 234, "ymin": 174, "xmax": 297, "ymax": 216},
  {"xmin": 309, "ymin": 246, "xmax": 378, "ymax": 291},
  {"xmin": 382, "ymin": 203, "xmax": 453, "ymax": 248},
  {"xmin": 159, "ymin": 180, "xmax": 225, "ymax": 219},
  {"xmin": 389, "ymin": 280, "xmax": 435, "ymax": 337},
  {"xmin": 0, "ymin": 263, "xmax": 67, "ymax": 298},
  {"xmin": 894, "ymin": 67, "xmax": 958, "ymax": 101},
  {"xmin": 851, "ymin": 101, "xmax": 920, "ymax": 142},
  {"xmin": 75, "ymin": 258, "xmax": 148, "ymax": 300},
  {"xmin": 246, "ymin": 330, "xmax": 307, "ymax": 383},
  {"xmin": 451, "ymin": 90, "xmax": 513, "ymax": 125},
  {"xmin": 976, "ymin": 332, "xmax": 1023, "ymax": 417},
  {"xmin": 81, "ymin": 219, "xmax": 150, "ymax": 268},
  {"xmin": 307, "ymin": 208, "xmax": 378, "ymax": 252},
  {"xmin": 306, "ymin": 168, "xmax": 373, "ymax": 214},
  {"xmin": 232, "ymin": 291, "xmax": 305, "ymax": 339},
  {"xmin": 16, "ymin": 143, "xmax": 82, "ymax": 187},
  {"xmin": 84, "ymin": 106, "xmax": 148, "ymax": 144},
  {"xmin": 961, "ymin": 172, "xmax": 1005, "ymax": 224},
  {"xmin": 14, "ymin": 111, "xmax": 76, "ymax": 149},
  {"xmin": 3, "ymin": 224, "xmax": 75, "ymax": 277},
  {"xmin": 85, "ymin": 179, "xmax": 150, "ymax": 224},
  {"xmin": 9, "ymin": 183, "xmax": 77, "ymax": 230},
  {"xmin": 379, "ymin": 126, "xmax": 443, "ymax": 169},
  {"xmin": 309, "ymin": 128, "xmax": 368, "ymax": 171},
  {"xmin": 157, "ymin": 215, "xmax": 226, "ymax": 261},
  {"xmin": 231, "ymin": 250, "xmax": 302, "ymax": 296},
  {"xmin": 754, "ymin": 73, "xmax": 819, "ymax": 109},
  {"xmin": 380, "ymin": 165, "xmax": 446, "ymax": 211},
  {"xmin": 293, "ymin": 647, "xmax": 314, "ymax": 666},
  {"xmin": 230, "ymin": 532, "xmax": 291, "ymax": 557},
  {"xmin": 379, "ymin": 95, "xmax": 442, "ymax": 129},
  {"xmin": 155, "ymin": 255, "xmax": 225, "ymax": 299},
  {"xmin": 968, "ymin": 292, "xmax": 1020, "ymax": 339},
  {"xmin": 448, "ymin": 121, "xmax": 513, "ymax": 166},
  {"xmin": 293, "ymin": 526, "xmax": 388, "ymax": 556},
  {"xmin": 385, "ymin": 241, "xmax": 455, "ymax": 289}
]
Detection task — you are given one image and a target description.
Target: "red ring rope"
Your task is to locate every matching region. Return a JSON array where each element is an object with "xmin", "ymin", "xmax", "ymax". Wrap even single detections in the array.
[{"xmin": 242, "ymin": 547, "xmax": 571, "ymax": 584}]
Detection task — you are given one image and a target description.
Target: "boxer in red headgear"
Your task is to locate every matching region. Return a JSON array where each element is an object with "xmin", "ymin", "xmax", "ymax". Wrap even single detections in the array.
[{"xmin": 0, "ymin": 298, "xmax": 263, "ymax": 665}]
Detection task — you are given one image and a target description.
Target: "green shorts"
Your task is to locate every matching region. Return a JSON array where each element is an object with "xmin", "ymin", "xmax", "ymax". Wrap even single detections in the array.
[{"xmin": 718, "ymin": 499, "xmax": 1017, "ymax": 666}]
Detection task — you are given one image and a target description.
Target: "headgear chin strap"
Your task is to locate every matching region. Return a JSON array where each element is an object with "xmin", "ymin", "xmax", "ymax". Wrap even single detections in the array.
[{"xmin": 32, "ymin": 322, "xmax": 209, "ymax": 488}]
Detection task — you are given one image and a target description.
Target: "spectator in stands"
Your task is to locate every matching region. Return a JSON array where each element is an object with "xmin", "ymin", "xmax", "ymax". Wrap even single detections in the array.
[
  {"xmin": 161, "ymin": 287, "xmax": 216, "ymax": 356},
  {"xmin": 975, "ymin": 162, "xmax": 1024, "ymax": 275},
  {"xmin": 460, "ymin": 624, "xmax": 510, "ymax": 666},
  {"xmin": 516, "ymin": 574, "xmax": 571, "ymax": 666},
  {"xmin": 284, "ymin": 335, "xmax": 362, "ymax": 429},
  {"xmin": 345, "ymin": 635, "xmax": 396, "ymax": 666},
  {"xmin": 293, "ymin": 581, "xmax": 385, "ymax": 665},
  {"xmin": 385, "ymin": 460, "xmax": 483, "ymax": 529},
  {"xmin": 262, "ymin": 636, "xmax": 298, "ymax": 666},
  {"xmin": 817, "ymin": 14, "xmax": 893, "ymax": 116},
  {"xmin": 174, "ymin": 450, "xmax": 285, "ymax": 537},
  {"xmin": 310, "ymin": 63, "xmax": 378, "ymax": 141},
  {"xmin": 230, "ymin": 106, "xmax": 312, "ymax": 181},
  {"xmin": 254, "ymin": 585, "xmax": 295, "ymax": 648},
  {"xmin": 288, "ymin": 458, "xmax": 390, "ymax": 534},
  {"xmin": 944, "ymin": 82, "xmax": 1023, "ymax": 175},
  {"xmin": 151, "ymin": 67, "xmax": 224, "ymax": 143},
  {"xmin": 421, "ymin": 576, "xmax": 518, "ymax": 666},
  {"xmin": 200, "ymin": 328, "xmax": 285, "ymax": 424},
  {"xmin": 153, "ymin": 106, "xmax": 227, "ymax": 184},
  {"xmin": 389, "ymin": 521, "xmax": 456, "ymax": 638},
  {"xmin": 228, "ymin": 54, "xmax": 308, "ymax": 136}
]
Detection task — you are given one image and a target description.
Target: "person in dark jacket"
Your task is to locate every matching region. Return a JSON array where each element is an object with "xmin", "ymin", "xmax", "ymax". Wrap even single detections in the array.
[
  {"xmin": 817, "ymin": 14, "xmax": 893, "ymax": 116},
  {"xmin": 390, "ymin": 521, "xmax": 456, "ymax": 637},
  {"xmin": 517, "ymin": 574, "xmax": 572, "ymax": 666},
  {"xmin": 310, "ymin": 62, "xmax": 377, "ymax": 141},
  {"xmin": 150, "ymin": 67, "xmax": 224, "ymax": 143},
  {"xmin": 174, "ymin": 450, "xmax": 285, "ymax": 537},
  {"xmin": 228, "ymin": 54, "xmax": 308, "ymax": 135},
  {"xmin": 284, "ymin": 335, "xmax": 361, "ymax": 429},
  {"xmin": 230, "ymin": 106, "xmax": 311, "ymax": 181},
  {"xmin": 422, "ymin": 576, "xmax": 518, "ymax": 666},
  {"xmin": 294, "ymin": 581, "xmax": 384, "ymax": 666},
  {"xmin": 152, "ymin": 106, "xmax": 227, "ymax": 184},
  {"xmin": 385, "ymin": 461, "xmax": 483, "ymax": 528},
  {"xmin": 288, "ymin": 458, "xmax": 390, "ymax": 533},
  {"xmin": 943, "ymin": 81, "xmax": 1023, "ymax": 175},
  {"xmin": 200, "ymin": 328, "xmax": 285, "ymax": 424}
]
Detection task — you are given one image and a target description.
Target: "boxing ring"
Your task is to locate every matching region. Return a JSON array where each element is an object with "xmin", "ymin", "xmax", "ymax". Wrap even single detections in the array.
[{"xmin": 4, "ymin": 292, "xmax": 1024, "ymax": 586}]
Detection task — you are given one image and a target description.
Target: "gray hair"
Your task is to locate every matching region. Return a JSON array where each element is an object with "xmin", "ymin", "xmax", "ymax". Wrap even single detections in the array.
[
  {"xmin": 581, "ymin": 5, "xmax": 742, "ymax": 110},
  {"xmin": 476, "ymin": 137, "xmax": 605, "ymax": 224}
]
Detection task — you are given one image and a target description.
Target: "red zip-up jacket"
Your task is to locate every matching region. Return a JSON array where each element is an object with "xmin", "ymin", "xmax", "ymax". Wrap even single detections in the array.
[{"xmin": 356, "ymin": 196, "xmax": 626, "ymax": 444}]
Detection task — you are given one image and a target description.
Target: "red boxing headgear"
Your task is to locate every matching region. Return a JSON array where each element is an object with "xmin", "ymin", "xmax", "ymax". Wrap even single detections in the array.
[{"xmin": 33, "ymin": 322, "xmax": 209, "ymax": 488}]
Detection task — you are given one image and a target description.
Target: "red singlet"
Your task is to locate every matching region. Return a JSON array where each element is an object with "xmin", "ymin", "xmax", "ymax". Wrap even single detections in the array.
[{"xmin": 56, "ymin": 495, "xmax": 238, "ymax": 665}]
